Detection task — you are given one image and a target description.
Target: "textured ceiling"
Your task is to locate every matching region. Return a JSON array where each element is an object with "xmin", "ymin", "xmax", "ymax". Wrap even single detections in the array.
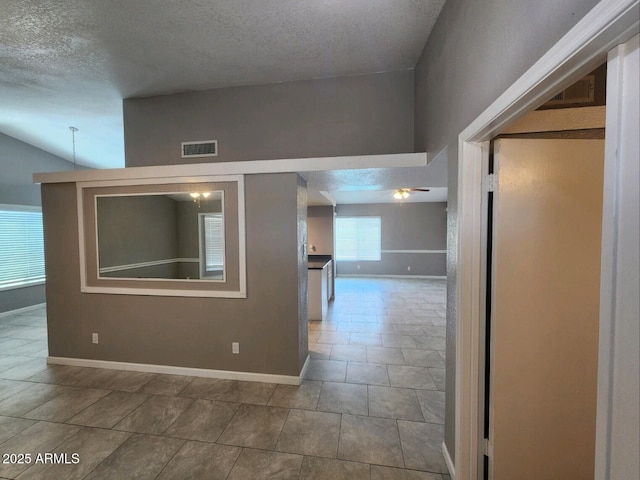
[{"xmin": 0, "ymin": 0, "xmax": 445, "ymax": 169}]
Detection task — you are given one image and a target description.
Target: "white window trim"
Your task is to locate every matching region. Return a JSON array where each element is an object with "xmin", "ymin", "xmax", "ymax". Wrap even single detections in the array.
[
  {"xmin": 335, "ymin": 216, "xmax": 382, "ymax": 262},
  {"xmin": 0, "ymin": 204, "xmax": 46, "ymax": 292}
]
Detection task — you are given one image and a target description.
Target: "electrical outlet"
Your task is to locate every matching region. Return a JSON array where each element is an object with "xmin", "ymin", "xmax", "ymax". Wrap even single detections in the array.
[
  {"xmin": 357, "ymin": 265, "xmax": 360, "ymax": 270},
  {"xmin": 92, "ymin": 333, "xmax": 99, "ymax": 344},
  {"xmin": 232, "ymin": 342, "xmax": 239, "ymax": 354},
  {"xmin": 407, "ymin": 266, "xmax": 411, "ymax": 271}
]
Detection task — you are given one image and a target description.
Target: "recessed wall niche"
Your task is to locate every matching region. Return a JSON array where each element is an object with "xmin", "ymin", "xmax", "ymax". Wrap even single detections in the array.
[{"xmin": 77, "ymin": 175, "xmax": 246, "ymax": 297}]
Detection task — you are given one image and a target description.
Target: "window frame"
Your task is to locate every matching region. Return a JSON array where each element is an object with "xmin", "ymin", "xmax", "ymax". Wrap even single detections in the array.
[
  {"xmin": 198, "ymin": 211, "xmax": 226, "ymax": 280},
  {"xmin": 335, "ymin": 216, "xmax": 382, "ymax": 262},
  {"xmin": 0, "ymin": 204, "xmax": 46, "ymax": 292}
]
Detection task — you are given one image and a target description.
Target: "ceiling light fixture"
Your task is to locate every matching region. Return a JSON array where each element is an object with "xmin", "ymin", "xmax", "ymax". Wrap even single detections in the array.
[
  {"xmin": 393, "ymin": 189, "xmax": 411, "ymax": 200},
  {"xmin": 69, "ymin": 126, "xmax": 78, "ymax": 170},
  {"xmin": 189, "ymin": 191, "xmax": 211, "ymax": 207}
]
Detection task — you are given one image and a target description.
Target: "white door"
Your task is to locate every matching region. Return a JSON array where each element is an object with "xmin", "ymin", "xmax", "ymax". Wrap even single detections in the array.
[{"xmin": 487, "ymin": 138, "xmax": 605, "ymax": 480}]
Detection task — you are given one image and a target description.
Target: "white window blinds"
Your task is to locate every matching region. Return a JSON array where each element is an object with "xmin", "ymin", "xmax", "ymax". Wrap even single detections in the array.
[
  {"xmin": 335, "ymin": 217, "xmax": 381, "ymax": 261},
  {"xmin": 0, "ymin": 207, "xmax": 45, "ymax": 290},
  {"xmin": 203, "ymin": 213, "xmax": 224, "ymax": 271}
]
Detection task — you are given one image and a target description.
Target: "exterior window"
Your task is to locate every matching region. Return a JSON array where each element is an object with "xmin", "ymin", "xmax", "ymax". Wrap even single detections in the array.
[
  {"xmin": 335, "ymin": 216, "xmax": 381, "ymax": 261},
  {"xmin": 0, "ymin": 206, "xmax": 45, "ymax": 290},
  {"xmin": 199, "ymin": 213, "xmax": 225, "ymax": 278}
]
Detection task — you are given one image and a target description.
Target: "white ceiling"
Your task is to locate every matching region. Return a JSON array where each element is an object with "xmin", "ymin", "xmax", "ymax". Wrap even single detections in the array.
[{"xmin": 0, "ymin": 0, "xmax": 446, "ymax": 170}]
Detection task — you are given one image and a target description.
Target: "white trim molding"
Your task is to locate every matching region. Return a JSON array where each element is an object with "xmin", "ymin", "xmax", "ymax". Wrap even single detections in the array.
[
  {"xmin": 47, "ymin": 356, "xmax": 303, "ymax": 386},
  {"xmin": 442, "ymin": 441, "xmax": 456, "ymax": 479},
  {"xmin": 337, "ymin": 274, "xmax": 446, "ymax": 280},
  {"xmin": 455, "ymin": 1, "xmax": 639, "ymax": 479},
  {"xmin": 76, "ymin": 174, "xmax": 247, "ymax": 298},
  {"xmin": 381, "ymin": 249, "xmax": 447, "ymax": 254},
  {"xmin": 34, "ymin": 152, "xmax": 427, "ymax": 184},
  {"xmin": 98, "ymin": 258, "xmax": 199, "ymax": 274}
]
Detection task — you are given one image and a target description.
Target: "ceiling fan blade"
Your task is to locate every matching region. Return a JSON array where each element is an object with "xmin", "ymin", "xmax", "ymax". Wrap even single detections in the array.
[{"xmin": 409, "ymin": 188, "xmax": 430, "ymax": 192}]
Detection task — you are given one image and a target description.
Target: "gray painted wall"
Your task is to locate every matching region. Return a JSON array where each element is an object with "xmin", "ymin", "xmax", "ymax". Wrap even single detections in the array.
[
  {"xmin": 307, "ymin": 206, "xmax": 334, "ymax": 256},
  {"xmin": 0, "ymin": 133, "xmax": 77, "ymax": 314},
  {"xmin": 335, "ymin": 203, "xmax": 446, "ymax": 277},
  {"xmin": 97, "ymin": 195, "xmax": 178, "ymax": 275},
  {"xmin": 413, "ymin": 0, "xmax": 600, "ymax": 460},
  {"xmin": 123, "ymin": 71, "xmax": 414, "ymax": 167},
  {"xmin": 42, "ymin": 173, "xmax": 307, "ymax": 377}
]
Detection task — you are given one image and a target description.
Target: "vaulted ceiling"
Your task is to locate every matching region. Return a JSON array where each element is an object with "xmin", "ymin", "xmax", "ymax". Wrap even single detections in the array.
[{"xmin": 0, "ymin": 0, "xmax": 445, "ymax": 169}]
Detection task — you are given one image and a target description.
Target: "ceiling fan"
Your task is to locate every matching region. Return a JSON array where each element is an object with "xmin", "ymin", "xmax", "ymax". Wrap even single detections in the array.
[{"xmin": 392, "ymin": 187, "xmax": 430, "ymax": 200}]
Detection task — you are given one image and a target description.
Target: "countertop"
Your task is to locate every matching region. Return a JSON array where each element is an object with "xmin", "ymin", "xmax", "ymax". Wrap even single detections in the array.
[{"xmin": 308, "ymin": 255, "xmax": 332, "ymax": 270}]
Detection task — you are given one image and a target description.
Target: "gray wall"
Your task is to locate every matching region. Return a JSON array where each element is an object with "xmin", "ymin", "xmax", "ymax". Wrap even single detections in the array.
[
  {"xmin": 335, "ymin": 203, "xmax": 446, "ymax": 277},
  {"xmin": 42, "ymin": 173, "xmax": 307, "ymax": 377},
  {"xmin": 97, "ymin": 195, "xmax": 178, "ymax": 277},
  {"xmin": 0, "ymin": 133, "xmax": 76, "ymax": 314},
  {"xmin": 123, "ymin": 71, "xmax": 414, "ymax": 167},
  {"xmin": 307, "ymin": 206, "xmax": 334, "ymax": 256},
  {"xmin": 413, "ymin": 0, "xmax": 600, "ymax": 460}
]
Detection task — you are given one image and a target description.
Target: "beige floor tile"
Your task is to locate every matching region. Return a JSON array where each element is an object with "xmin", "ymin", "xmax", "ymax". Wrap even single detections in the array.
[
  {"xmin": 163, "ymin": 398, "xmax": 239, "ymax": 442},
  {"xmin": 217, "ymin": 404, "xmax": 288, "ymax": 449},
  {"xmin": 24, "ymin": 386, "xmax": 110, "ymax": 423},
  {"xmin": 331, "ymin": 344, "xmax": 367, "ymax": 362},
  {"xmin": 398, "ymin": 421, "xmax": 448, "ymax": 473},
  {"xmin": 114, "ymin": 395, "xmax": 193, "ymax": 435},
  {"xmin": 66, "ymin": 391, "xmax": 150, "ymax": 429},
  {"xmin": 338, "ymin": 414, "xmax": 404, "ymax": 468},
  {"xmin": 299, "ymin": 456, "xmax": 370, "ymax": 480},
  {"xmin": 0, "ymin": 421, "xmax": 81, "ymax": 478},
  {"xmin": 83, "ymin": 434, "xmax": 184, "ymax": 480},
  {"xmin": 317, "ymin": 381, "xmax": 368, "ymax": 415},
  {"xmin": 268, "ymin": 381, "xmax": 322, "ymax": 410},
  {"xmin": 136, "ymin": 374, "xmax": 194, "ymax": 396},
  {"xmin": 156, "ymin": 441, "xmax": 241, "ymax": 480},
  {"xmin": 227, "ymin": 448, "xmax": 303, "ymax": 480},
  {"xmin": 221, "ymin": 381, "xmax": 276, "ymax": 405},
  {"xmin": 368, "ymin": 386, "xmax": 424, "ymax": 421},
  {"xmin": 178, "ymin": 376, "xmax": 233, "ymax": 400},
  {"xmin": 16, "ymin": 427, "xmax": 130, "ymax": 480},
  {"xmin": 276, "ymin": 409, "xmax": 341, "ymax": 458},
  {"xmin": 346, "ymin": 362, "xmax": 389, "ymax": 386},
  {"xmin": 303, "ymin": 359, "xmax": 347, "ymax": 382},
  {"xmin": 415, "ymin": 390, "xmax": 445, "ymax": 424},
  {"xmin": 387, "ymin": 365, "xmax": 437, "ymax": 390}
]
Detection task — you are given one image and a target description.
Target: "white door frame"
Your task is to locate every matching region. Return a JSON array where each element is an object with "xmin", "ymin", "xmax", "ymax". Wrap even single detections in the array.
[{"xmin": 454, "ymin": 1, "xmax": 639, "ymax": 479}]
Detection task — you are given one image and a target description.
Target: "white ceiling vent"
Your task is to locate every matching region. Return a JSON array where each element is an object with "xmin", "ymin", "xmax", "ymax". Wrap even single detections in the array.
[{"xmin": 181, "ymin": 140, "xmax": 218, "ymax": 158}]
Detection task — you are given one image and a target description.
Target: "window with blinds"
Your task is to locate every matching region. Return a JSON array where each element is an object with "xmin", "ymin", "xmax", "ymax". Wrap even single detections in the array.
[
  {"xmin": 0, "ymin": 207, "xmax": 45, "ymax": 290},
  {"xmin": 200, "ymin": 213, "xmax": 225, "ymax": 277},
  {"xmin": 335, "ymin": 216, "xmax": 381, "ymax": 261}
]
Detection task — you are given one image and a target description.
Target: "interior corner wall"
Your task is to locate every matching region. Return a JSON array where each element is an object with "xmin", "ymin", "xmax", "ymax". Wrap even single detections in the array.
[
  {"xmin": 335, "ymin": 203, "xmax": 447, "ymax": 277},
  {"xmin": 307, "ymin": 206, "xmax": 334, "ymax": 256},
  {"xmin": 297, "ymin": 176, "xmax": 309, "ymax": 371},
  {"xmin": 412, "ymin": 0, "xmax": 600, "ymax": 462},
  {"xmin": 42, "ymin": 173, "xmax": 306, "ymax": 377},
  {"xmin": 0, "ymin": 133, "xmax": 77, "ymax": 314},
  {"xmin": 123, "ymin": 71, "xmax": 414, "ymax": 167}
]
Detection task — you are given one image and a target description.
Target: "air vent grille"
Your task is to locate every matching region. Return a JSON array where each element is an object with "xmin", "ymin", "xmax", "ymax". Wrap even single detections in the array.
[
  {"xmin": 181, "ymin": 140, "xmax": 218, "ymax": 158},
  {"xmin": 546, "ymin": 76, "xmax": 595, "ymax": 106}
]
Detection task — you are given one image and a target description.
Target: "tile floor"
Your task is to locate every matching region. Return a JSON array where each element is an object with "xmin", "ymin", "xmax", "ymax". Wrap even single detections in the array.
[{"xmin": 0, "ymin": 277, "xmax": 450, "ymax": 480}]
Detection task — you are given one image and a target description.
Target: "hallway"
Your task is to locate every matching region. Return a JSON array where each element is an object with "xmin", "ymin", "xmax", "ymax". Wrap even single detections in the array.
[{"xmin": 0, "ymin": 278, "xmax": 449, "ymax": 479}]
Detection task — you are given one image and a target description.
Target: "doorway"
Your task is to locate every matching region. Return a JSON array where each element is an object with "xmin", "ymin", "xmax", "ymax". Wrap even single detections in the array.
[
  {"xmin": 482, "ymin": 136, "xmax": 604, "ymax": 479},
  {"xmin": 454, "ymin": 3, "xmax": 639, "ymax": 478}
]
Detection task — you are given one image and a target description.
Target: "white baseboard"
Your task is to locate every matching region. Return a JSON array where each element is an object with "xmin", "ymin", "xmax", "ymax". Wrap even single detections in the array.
[
  {"xmin": 337, "ymin": 274, "xmax": 447, "ymax": 280},
  {"xmin": 0, "ymin": 302, "xmax": 46, "ymax": 318},
  {"xmin": 442, "ymin": 440, "xmax": 456, "ymax": 479},
  {"xmin": 299, "ymin": 354, "xmax": 310, "ymax": 380},
  {"xmin": 47, "ymin": 356, "xmax": 302, "ymax": 385}
]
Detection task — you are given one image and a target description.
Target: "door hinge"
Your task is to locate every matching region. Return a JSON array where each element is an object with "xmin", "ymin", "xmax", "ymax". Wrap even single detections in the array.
[
  {"xmin": 486, "ymin": 174, "xmax": 497, "ymax": 192},
  {"xmin": 483, "ymin": 438, "xmax": 493, "ymax": 457}
]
